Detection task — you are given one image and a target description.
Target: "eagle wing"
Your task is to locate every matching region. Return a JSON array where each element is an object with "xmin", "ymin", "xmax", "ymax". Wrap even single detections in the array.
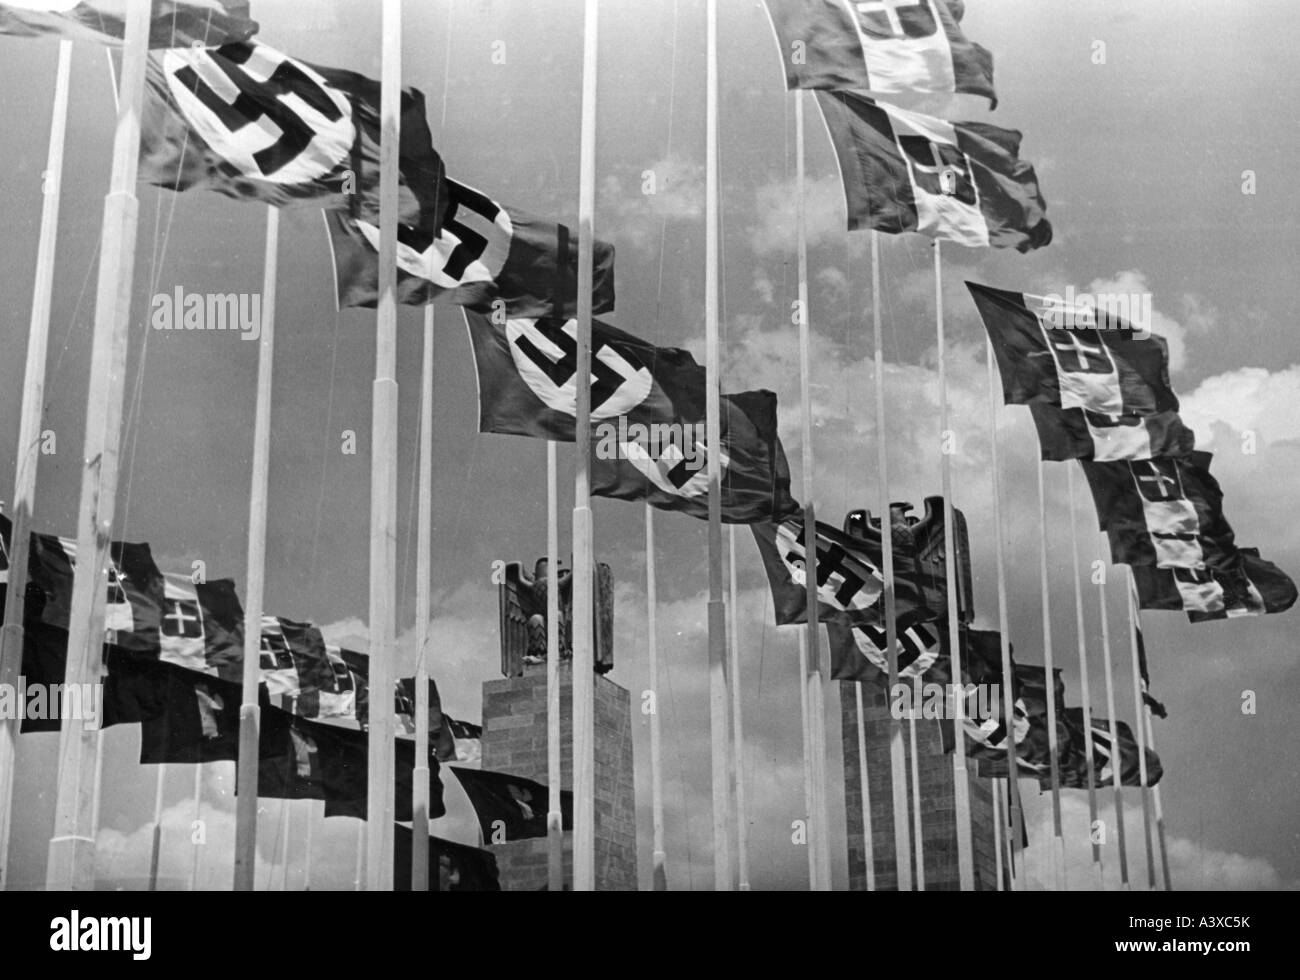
[{"xmin": 499, "ymin": 562, "xmax": 530, "ymax": 677}]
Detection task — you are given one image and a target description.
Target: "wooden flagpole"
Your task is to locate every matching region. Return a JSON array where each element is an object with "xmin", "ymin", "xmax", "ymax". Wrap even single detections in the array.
[
  {"xmin": 1036, "ymin": 458, "xmax": 1066, "ymax": 888},
  {"xmin": 46, "ymin": 0, "xmax": 150, "ymax": 891},
  {"xmin": 412, "ymin": 304, "xmax": 435, "ymax": 891},
  {"xmin": 190, "ymin": 763, "xmax": 203, "ymax": 890},
  {"xmin": 0, "ymin": 38, "xmax": 72, "ymax": 890},
  {"xmin": 646, "ymin": 504, "xmax": 667, "ymax": 890},
  {"xmin": 871, "ymin": 230, "xmax": 917, "ymax": 891},
  {"xmin": 547, "ymin": 443, "xmax": 563, "ymax": 891},
  {"xmin": 703, "ymin": 0, "xmax": 734, "ymax": 891},
  {"xmin": 147, "ymin": 764, "xmax": 166, "ymax": 891},
  {"xmin": 365, "ymin": 0, "xmax": 403, "ymax": 891},
  {"xmin": 985, "ymin": 335, "xmax": 1023, "ymax": 889},
  {"xmin": 1124, "ymin": 569, "xmax": 1156, "ymax": 889},
  {"xmin": 1066, "ymin": 466, "xmax": 1104, "ymax": 887},
  {"xmin": 571, "ymin": 0, "xmax": 600, "ymax": 892},
  {"xmin": 853, "ymin": 685, "xmax": 875, "ymax": 890},
  {"xmin": 234, "ymin": 205, "xmax": 279, "ymax": 890},
  {"xmin": 728, "ymin": 526, "xmax": 750, "ymax": 890},
  {"xmin": 933, "ymin": 240, "xmax": 973, "ymax": 891},
  {"xmin": 1096, "ymin": 541, "xmax": 1129, "ymax": 889},
  {"xmin": 794, "ymin": 87, "xmax": 830, "ymax": 894}
]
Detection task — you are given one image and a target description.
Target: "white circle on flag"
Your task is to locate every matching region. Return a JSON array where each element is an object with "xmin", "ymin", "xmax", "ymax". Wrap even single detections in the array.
[
  {"xmin": 505, "ymin": 318, "xmax": 653, "ymax": 420},
  {"xmin": 621, "ymin": 437, "xmax": 726, "ymax": 498},
  {"xmin": 162, "ymin": 45, "xmax": 353, "ymax": 186}
]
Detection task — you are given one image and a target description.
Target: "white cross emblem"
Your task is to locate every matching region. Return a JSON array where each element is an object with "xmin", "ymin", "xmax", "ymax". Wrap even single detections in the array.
[
  {"xmin": 164, "ymin": 600, "xmax": 201, "ymax": 638},
  {"xmin": 1051, "ymin": 331, "xmax": 1105, "ymax": 372},
  {"xmin": 1133, "ymin": 462, "xmax": 1180, "ymax": 501},
  {"xmin": 857, "ymin": 0, "xmax": 905, "ymax": 35}
]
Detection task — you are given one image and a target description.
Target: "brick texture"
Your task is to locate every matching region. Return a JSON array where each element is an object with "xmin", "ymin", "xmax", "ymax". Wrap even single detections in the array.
[
  {"xmin": 840, "ymin": 680, "xmax": 1001, "ymax": 891},
  {"xmin": 480, "ymin": 663, "xmax": 637, "ymax": 891}
]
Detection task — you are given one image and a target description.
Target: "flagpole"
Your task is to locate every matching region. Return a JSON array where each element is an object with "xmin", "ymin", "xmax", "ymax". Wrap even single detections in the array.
[
  {"xmin": 1096, "ymin": 539, "xmax": 1129, "ymax": 889},
  {"xmin": 1036, "ymin": 457, "xmax": 1065, "ymax": 889},
  {"xmin": 234, "ymin": 204, "xmax": 279, "ymax": 891},
  {"xmin": 646, "ymin": 503, "xmax": 667, "ymax": 890},
  {"xmin": 933, "ymin": 240, "xmax": 973, "ymax": 891},
  {"xmin": 353, "ymin": 820, "xmax": 364, "ymax": 890},
  {"xmin": 145, "ymin": 764, "xmax": 166, "ymax": 891},
  {"xmin": 794, "ymin": 86, "xmax": 829, "ymax": 894},
  {"xmin": 571, "ymin": 0, "xmax": 600, "ymax": 892},
  {"xmin": 45, "ymin": 0, "xmax": 150, "ymax": 891},
  {"xmin": 703, "ymin": 0, "xmax": 734, "ymax": 892},
  {"xmin": 872, "ymin": 230, "xmax": 918, "ymax": 891},
  {"xmin": 1124, "ymin": 568, "xmax": 1154, "ymax": 888},
  {"xmin": 1144, "ymin": 700, "xmax": 1172, "ymax": 890},
  {"xmin": 1066, "ymin": 466, "xmax": 1104, "ymax": 887},
  {"xmin": 302, "ymin": 802, "xmax": 314, "ymax": 891},
  {"xmin": 985, "ymin": 335, "xmax": 1023, "ymax": 889},
  {"xmin": 412, "ymin": 305, "xmax": 435, "ymax": 891},
  {"xmin": 190, "ymin": 763, "xmax": 203, "ymax": 890},
  {"xmin": 796, "ymin": 629, "xmax": 816, "ymax": 889},
  {"xmin": 546, "ymin": 442, "xmax": 563, "ymax": 891},
  {"xmin": 0, "ymin": 37, "xmax": 72, "ymax": 891},
  {"xmin": 853, "ymin": 685, "xmax": 875, "ymax": 890},
  {"xmin": 728, "ymin": 526, "xmax": 750, "ymax": 890},
  {"xmin": 992, "ymin": 776, "xmax": 1004, "ymax": 891},
  {"xmin": 365, "ymin": 0, "xmax": 403, "ymax": 892},
  {"xmin": 276, "ymin": 799, "xmax": 291, "ymax": 891},
  {"xmin": 907, "ymin": 675, "xmax": 924, "ymax": 889}
]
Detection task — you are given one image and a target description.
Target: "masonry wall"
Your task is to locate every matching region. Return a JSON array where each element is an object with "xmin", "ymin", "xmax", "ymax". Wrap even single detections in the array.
[
  {"xmin": 841, "ymin": 680, "xmax": 1000, "ymax": 891},
  {"xmin": 480, "ymin": 662, "xmax": 637, "ymax": 891}
]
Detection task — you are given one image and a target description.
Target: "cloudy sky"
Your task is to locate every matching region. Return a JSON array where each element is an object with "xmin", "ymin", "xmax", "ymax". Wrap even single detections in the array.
[{"xmin": 2, "ymin": 0, "xmax": 1298, "ymax": 890}]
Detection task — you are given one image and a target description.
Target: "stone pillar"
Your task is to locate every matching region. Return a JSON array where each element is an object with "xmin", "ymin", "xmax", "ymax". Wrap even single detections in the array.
[
  {"xmin": 841, "ymin": 680, "xmax": 1001, "ymax": 891},
  {"xmin": 480, "ymin": 662, "xmax": 637, "ymax": 890}
]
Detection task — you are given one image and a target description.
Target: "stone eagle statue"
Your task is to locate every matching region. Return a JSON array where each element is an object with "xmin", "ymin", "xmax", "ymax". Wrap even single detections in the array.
[
  {"xmin": 498, "ymin": 558, "xmax": 614, "ymax": 678},
  {"xmin": 843, "ymin": 496, "xmax": 974, "ymax": 624}
]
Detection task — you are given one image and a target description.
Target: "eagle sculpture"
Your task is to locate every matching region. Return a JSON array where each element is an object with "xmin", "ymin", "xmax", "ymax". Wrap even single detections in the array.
[
  {"xmin": 843, "ymin": 496, "xmax": 974, "ymax": 623},
  {"xmin": 498, "ymin": 558, "xmax": 614, "ymax": 678}
]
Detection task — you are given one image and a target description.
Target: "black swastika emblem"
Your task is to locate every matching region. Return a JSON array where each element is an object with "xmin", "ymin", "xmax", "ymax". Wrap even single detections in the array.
[
  {"xmin": 511, "ymin": 319, "xmax": 649, "ymax": 416},
  {"xmin": 168, "ymin": 42, "xmax": 348, "ymax": 180}
]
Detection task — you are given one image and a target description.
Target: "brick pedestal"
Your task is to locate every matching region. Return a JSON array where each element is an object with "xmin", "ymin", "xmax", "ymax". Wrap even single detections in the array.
[
  {"xmin": 480, "ymin": 663, "xmax": 637, "ymax": 891},
  {"xmin": 841, "ymin": 680, "xmax": 1000, "ymax": 890}
]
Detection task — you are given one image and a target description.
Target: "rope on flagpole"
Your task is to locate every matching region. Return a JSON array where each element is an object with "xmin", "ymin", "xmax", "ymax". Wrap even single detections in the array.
[{"xmin": 985, "ymin": 331, "xmax": 1024, "ymax": 889}]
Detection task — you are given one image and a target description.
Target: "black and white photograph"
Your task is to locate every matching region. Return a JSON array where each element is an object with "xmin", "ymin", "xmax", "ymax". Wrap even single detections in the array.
[{"xmin": 0, "ymin": 0, "xmax": 1292, "ymax": 954}]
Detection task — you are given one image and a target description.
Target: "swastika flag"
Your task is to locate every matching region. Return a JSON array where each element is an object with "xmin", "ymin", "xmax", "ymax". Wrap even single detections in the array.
[
  {"xmin": 591, "ymin": 388, "xmax": 799, "ymax": 525},
  {"xmin": 464, "ymin": 310, "xmax": 703, "ymax": 443},
  {"xmin": 817, "ymin": 91, "xmax": 1050, "ymax": 251},
  {"xmin": 762, "ymin": 0, "xmax": 996, "ymax": 107},
  {"xmin": 326, "ymin": 178, "xmax": 616, "ymax": 318},
  {"xmin": 140, "ymin": 40, "xmax": 446, "ymax": 226},
  {"xmin": 0, "ymin": 1, "xmax": 257, "ymax": 48}
]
